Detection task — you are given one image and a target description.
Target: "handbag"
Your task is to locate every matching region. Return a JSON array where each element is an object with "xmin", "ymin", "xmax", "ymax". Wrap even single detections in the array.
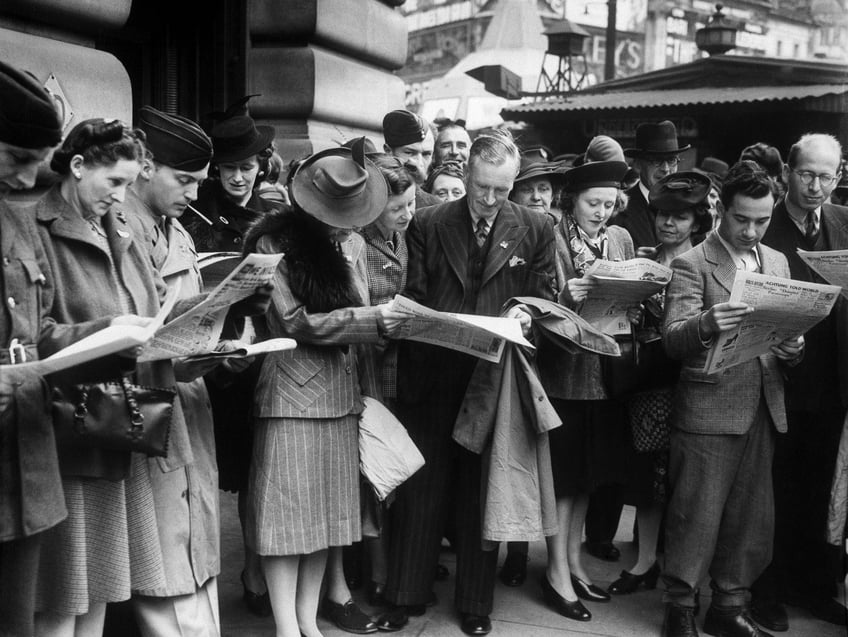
[
  {"xmin": 52, "ymin": 376, "xmax": 176, "ymax": 457},
  {"xmin": 625, "ymin": 387, "xmax": 673, "ymax": 453},
  {"xmin": 600, "ymin": 327, "xmax": 670, "ymax": 399}
]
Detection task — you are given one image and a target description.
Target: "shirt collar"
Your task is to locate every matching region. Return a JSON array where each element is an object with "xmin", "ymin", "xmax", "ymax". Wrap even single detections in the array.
[
  {"xmin": 716, "ymin": 231, "xmax": 761, "ymax": 272},
  {"xmin": 639, "ymin": 180, "xmax": 651, "ymax": 204},
  {"xmin": 784, "ymin": 196, "xmax": 821, "ymax": 233}
]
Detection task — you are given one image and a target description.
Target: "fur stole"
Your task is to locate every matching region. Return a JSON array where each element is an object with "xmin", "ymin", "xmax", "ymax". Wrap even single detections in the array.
[{"xmin": 243, "ymin": 207, "xmax": 362, "ymax": 313}]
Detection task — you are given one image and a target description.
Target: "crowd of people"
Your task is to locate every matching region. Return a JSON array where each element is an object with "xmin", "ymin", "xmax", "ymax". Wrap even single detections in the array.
[{"xmin": 1, "ymin": 54, "xmax": 848, "ymax": 637}]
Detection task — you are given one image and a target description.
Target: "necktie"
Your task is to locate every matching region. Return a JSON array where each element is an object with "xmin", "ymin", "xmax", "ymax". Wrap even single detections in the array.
[
  {"xmin": 475, "ymin": 218, "xmax": 489, "ymax": 247},
  {"xmin": 804, "ymin": 211, "xmax": 819, "ymax": 242}
]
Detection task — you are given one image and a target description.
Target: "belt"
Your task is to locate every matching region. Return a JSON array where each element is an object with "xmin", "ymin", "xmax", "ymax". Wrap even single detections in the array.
[{"xmin": 0, "ymin": 339, "xmax": 39, "ymax": 365}]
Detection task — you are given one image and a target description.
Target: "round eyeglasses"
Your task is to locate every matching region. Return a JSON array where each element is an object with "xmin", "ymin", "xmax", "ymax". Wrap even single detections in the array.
[
  {"xmin": 646, "ymin": 156, "xmax": 680, "ymax": 168},
  {"xmin": 793, "ymin": 170, "xmax": 835, "ymax": 187}
]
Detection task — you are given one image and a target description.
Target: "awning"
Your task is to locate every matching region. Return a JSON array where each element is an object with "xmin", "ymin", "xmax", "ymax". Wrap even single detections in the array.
[{"xmin": 502, "ymin": 84, "xmax": 848, "ymax": 117}]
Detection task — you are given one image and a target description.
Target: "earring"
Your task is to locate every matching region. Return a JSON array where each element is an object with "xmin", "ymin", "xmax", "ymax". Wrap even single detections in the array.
[{"xmin": 73, "ymin": 171, "xmax": 82, "ymax": 180}]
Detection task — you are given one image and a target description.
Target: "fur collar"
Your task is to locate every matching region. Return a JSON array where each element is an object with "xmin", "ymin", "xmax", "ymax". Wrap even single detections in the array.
[{"xmin": 244, "ymin": 207, "xmax": 362, "ymax": 312}]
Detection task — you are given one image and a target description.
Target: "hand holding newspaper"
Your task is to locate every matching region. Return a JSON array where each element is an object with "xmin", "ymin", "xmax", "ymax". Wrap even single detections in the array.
[
  {"xmin": 797, "ymin": 248, "xmax": 848, "ymax": 299},
  {"xmin": 580, "ymin": 258, "xmax": 673, "ymax": 336},
  {"xmin": 185, "ymin": 337, "xmax": 297, "ymax": 362},
  {"xmin": 388, "ymin": 295, "xmax": 533, "ymax": 363},
  {"xmin": 703, "ymin": 270, "xmax": 840, "ymax": 374}
]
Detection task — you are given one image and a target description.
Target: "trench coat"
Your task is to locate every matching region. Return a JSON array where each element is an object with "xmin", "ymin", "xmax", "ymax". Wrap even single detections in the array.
[{"xmin": 125, "ymin": 192, "xmax": 220, "ymax": 595}]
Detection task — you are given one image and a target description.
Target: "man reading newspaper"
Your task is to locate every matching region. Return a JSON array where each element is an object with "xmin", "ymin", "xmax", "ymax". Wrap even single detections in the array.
[{"xmin": 659, "ymin": 161, "xmax": 804, "ymax": 637}]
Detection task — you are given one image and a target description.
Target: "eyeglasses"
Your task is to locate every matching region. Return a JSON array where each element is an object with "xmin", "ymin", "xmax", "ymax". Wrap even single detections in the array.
[
  {"xmin": 646, "ymin": 156, "xmax": 680, "ymax": 168},
  {"xmin": 793, "ymin": 170, "xmax": 836, "ymax": 187}
]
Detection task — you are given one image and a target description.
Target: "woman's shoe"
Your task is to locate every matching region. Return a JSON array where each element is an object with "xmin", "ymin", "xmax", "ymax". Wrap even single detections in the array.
[
  {"xmin": 540, "ymin": 575, "xmax": 592, "ymax": 621},
  {"xmin": 241, "ymin": 570, "xmax": 272, "ymax": 617},
  {"xmin": 608, "ymin": 562, "xmax": 661, "ymax": 595},
  {"xmin": 571, "ymin": 575, "xmax": 611, "ymax": 602}
]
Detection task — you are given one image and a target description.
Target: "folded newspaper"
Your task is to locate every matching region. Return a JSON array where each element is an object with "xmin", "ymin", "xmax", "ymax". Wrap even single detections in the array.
[
  {"xmin": 389, "ymin": 295, "xmax": 533, "ymax": 364},
  {"xmin": 581, "ymin": 258, "xmax": 673, "ymax": 336},
  {"xmin": 703, "ymin": 270, "xmax": 840, "ymax": 374},
  {"xmin": 798, "ymin": 248, "xmax": 848, "ymax": 299},
  {"xmin": 185, "ymin": 337, "xmax": 297, "ymax": 361}
]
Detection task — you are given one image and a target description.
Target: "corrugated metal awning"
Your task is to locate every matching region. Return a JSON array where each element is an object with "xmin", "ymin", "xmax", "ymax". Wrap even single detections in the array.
[{"xmin": 502, "ymin": 85, "xmax": 848, "ymax": 116}]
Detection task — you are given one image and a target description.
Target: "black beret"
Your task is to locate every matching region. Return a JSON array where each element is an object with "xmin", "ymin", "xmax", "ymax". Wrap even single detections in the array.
[
  {"xmin": 0, "ymin": 60, "xmax": 63, "ymax": 149},
  {"xmin": 382, "ymin": 109, "xmax": 429, "ymax": 148},
  {"xmin": 138, "ymin": 106, "xmax": 212, "ymax": 171},
  {"xmin": 649, "ymin": 171, "xmax": 711, "ymax": 211},
  {"xmin": 563, "ymin": 160, "xmax": 629, "ymax": 192}
]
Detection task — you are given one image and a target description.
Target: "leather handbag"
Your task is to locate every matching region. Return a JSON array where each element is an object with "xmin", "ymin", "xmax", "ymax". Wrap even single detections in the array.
[{"xmin": 52, "ymin": 376, "xmax": 176, "ymax": 457}]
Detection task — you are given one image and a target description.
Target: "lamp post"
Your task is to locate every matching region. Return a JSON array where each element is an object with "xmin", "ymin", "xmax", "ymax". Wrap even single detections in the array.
[{"xmin": 695, "ymin": 3, "xmax": 738, "ymax": 56}]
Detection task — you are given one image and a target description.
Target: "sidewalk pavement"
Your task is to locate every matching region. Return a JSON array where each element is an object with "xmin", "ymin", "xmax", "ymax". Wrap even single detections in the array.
[{"xmin": 218, "ymin": 491, "xmax": 846, "ymax": 637}]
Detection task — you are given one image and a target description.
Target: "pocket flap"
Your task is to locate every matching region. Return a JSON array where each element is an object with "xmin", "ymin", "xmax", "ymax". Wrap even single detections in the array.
[
  {"xmin": 20, "ymin": 258, "xmax": 46, "ymax": 285},
  {"xmin": 278, "ymin": 358, "xmax": 324, "ymax": 386}
]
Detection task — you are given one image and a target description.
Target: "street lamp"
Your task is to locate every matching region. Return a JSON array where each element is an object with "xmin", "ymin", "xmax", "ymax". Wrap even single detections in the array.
[{"xmin": 695, "ymin": 3, "xmax": 738, "ymax": 56}]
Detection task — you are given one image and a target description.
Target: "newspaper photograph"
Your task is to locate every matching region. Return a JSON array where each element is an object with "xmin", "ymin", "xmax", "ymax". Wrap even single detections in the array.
[
  {"xmin": 704, "ymin": 270, "xmax": 841, "ymax": 374},
  {"xmin": 389, "ymin": 295, "xmax": 533, "ymax": 363},
  {"xmin": 798, "ymin": 248, "xmax": 848, "ymax": 298},
  {"xmin": 139, "ymin": 252, "xmax": 284, "ymax": 362},
  {"xmin": 580, "ymin": 258, "xmax": 673, "ymax": 336}
]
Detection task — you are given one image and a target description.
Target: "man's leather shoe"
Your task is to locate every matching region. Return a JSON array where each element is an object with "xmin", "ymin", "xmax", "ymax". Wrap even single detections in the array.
[
  {"xmin": 749, "ymin": 598, "xmax": 788, "ymax": 632},
  {"xmin": 460, "ymin": 613, "xmax": 492, "ymax": 635},
  {"xmin": 571, "ymin": 575, "xmax": 611, "ymax": 602},
  {"xmin": 376, "ymin": 606, "xmax": 409, "ymax": 632},
  {"xmin": 663, "ymin": 605, "xmax": 699, "ymax": 637},
  {"xmin": 321, "ymin": 599, "xmax": 378, "ymax": 634},
  {"xmin": 703, "ymin": 605, "xmax": 774, "ymax": 637},
  {"xmin": 498, "ymin": 551, "xmax": 527, "ymax": 587},
  {"xmin": 585, "ymin": 540, "xmax": 620, "ymax": 562},
  {"xmin": 540, "ymin": 575, "xmax": 591, "ymax": 621}
]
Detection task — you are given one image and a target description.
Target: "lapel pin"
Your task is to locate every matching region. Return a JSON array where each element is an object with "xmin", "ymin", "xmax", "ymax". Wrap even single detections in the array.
[
  {"xmin": 509, "ymin": 256, "xmax": 526, "ymax": 267},
  {"xmin": 117, "ymin": 229, "xmax": 130, "ymax": 238},
  {"xmin": 499, "ymin": 241, "xmax": 509, "ymax": 249},
  {"xmin": 382, "ymin": 263, "xmax": 392, "ymax": 270}
]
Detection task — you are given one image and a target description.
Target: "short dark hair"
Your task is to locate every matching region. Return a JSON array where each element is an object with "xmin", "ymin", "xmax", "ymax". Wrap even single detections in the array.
[
  {"xmin": 720, "ymin": 160, "xmax": 776, "ymax": 210},
  {"xmin": 51, "ymin": 119, "xmax": 145, "ymax": 175},
  {"xmin": 423, "ymin": 159, "xmax": 465, "ymax": 194}
]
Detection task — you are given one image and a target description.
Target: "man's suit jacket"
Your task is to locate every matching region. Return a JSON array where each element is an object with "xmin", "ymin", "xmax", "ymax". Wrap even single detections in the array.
[
  {"xmin": 762, "ymin": 199, "xmax": 848, "ymax": 409},
  {"xmin": 662, "ymin": 231, "xmax": 791, "ymax": 435},
  {"xmin": 398, "ymin": 197, "xmax": 557, "ymax": 403},
  {"xmin": 609, "ymin": 185, "xmax": 656, "ymax": 250}
]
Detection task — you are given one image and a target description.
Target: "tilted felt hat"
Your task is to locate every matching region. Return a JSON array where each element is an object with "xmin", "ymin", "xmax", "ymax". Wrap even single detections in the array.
[
  {"xmin": 138, "ymin": 106, "xmax": 213, "ymax": 171},
  {"xmin": 514, "ymin": 152, "xmax": 567, "ymax": 186},
  {"xmin": 0, "ymin": 60, "xmax": 63, "ymax": 149},
  {"xmin": 624, "ymin": 120, "xmax": 690, "ymax": 157},
  {"xmin": 699, "ymin": 156, "xmax": 729, "ymax": 179},
  {"xmin": 739, "ymin": 142, "xmax": 783, "ymax": 179},
  {"xmin": 382, "ymin": 109, "xmax": 429, "ymax": 148},
  {"xmin": 290, "ymin": 137, "xmax": 388, "ymax": 228},
  {"xmin": 585, "ymin": 135, "xmax": 626, "ymax": 163},
  {"xmin": 210, "ymin": 115, "xmax": 275, "ymax": 164},
  {"xmin": 649, "ymin": 171, "xmax": 712, "ymax": 211},
  {"xmin": 341, "ymin": 135, "xmax": 382, "ymax": 157},
  {"xmin": 563, "ymin": 160, "xmax": 629, "ymax": 192}
]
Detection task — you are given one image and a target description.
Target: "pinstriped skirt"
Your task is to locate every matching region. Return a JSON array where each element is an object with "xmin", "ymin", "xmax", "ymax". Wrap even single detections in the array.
[{"xmin": 247, "ymin": 415, "xmax": 361, "ymax": 556}]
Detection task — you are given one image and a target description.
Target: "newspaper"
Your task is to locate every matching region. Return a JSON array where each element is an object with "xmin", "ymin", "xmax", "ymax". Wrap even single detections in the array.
[
  {"xmin": 3, "ymin": 280, "xmax": 182, "ymax": 377},
  {"xmin": 798, "ymin": 248, "xmax": 848, "ymax": 298},
  {"xmin": 185, "ymin": 337, "xmax": 297, "ymax": 362},
  {"xmin": 389, "ymin": 295, "xmax": 533, "ymax": 364},
  {"xmin": 138, "ymin": 252, "xmax": 284, "ymax": 362},
  {"xmin": 197, "ymin": 251, "xmax": 243, "ymax": 291},
  {"xmin": 704, "ymin": 270, "xmax": 841, "ymax": 374},
  {"xmin": 580, "ymin": 258, "xmax": 673, "ymax": 336}
]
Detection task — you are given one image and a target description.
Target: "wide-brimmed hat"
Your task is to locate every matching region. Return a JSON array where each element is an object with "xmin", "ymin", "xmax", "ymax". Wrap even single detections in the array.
[
  {"xmin": 563, "ymin": 160, "xmax": 629, "ymax": 192},
  {"xmin": 514, "ymin": 154, "xmax": 567, "ymax": 186},
  {"xmin": 649, "ymin": 171, "xmax": 712, "ymax": 211},
  {"xmin": 290, "ymin": 137, "xmax": 388, "ymax": 228},
  {"xmin": 210, "ymin": 115, "xmax": 275, "ymax": 164},
  {"xmin": 624, "ymin": 121, "xmax": 690, "ymax": 157}
]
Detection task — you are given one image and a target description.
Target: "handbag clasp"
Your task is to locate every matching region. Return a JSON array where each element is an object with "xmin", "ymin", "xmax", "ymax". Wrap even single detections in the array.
[{"xmin": 8, "ymin": 338, "xmax": 27, "ymax": 364}]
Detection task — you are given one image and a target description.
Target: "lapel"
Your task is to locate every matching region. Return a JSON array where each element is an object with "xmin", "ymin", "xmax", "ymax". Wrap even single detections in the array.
[
  {"xmin": 363, "ymin": 225, "xmax": 400, "ymax": 266},
  {"xmin": 36, "ymin": 185, "xmax": 105, "ymax": 253},
  {"xmin": 703, "ymin": 232, "xmax": 737, "ymax": 295},
  {"xmin": 0, "ymin": 202, "xmax": 21, "ymax": 261},
  {"xmin": 434, "ymin": 200, "xmax": 470, "ymax": 290},
  {"xmin": 757, "ymin": 243, "xmax": 781, "ymax": 276},
  {"xmin": 481, "ymin": 202, "xmax": 529, "ymax": 287},
  {"xmin": 822, "ymin": 203, "xmax": 848, "ymax": 249}
]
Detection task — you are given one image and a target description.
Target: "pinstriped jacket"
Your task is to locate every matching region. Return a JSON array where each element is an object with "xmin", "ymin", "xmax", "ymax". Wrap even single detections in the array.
[
  {"xmin": 253, "ymin": 231, "xmax": 385, "ymax": 419},
  {"xmin": 662, "ymin": 231, "xmax": 792, "ymax": 435}
]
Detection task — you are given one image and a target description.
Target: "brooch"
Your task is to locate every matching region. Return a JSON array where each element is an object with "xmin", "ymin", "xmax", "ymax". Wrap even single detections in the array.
[{"xmin": 116, "ymin": 229, "xmax": 130, "ymax": 238}]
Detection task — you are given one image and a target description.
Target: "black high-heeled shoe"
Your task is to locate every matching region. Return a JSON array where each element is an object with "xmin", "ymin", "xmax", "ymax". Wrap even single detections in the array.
[
  {"xmin": 540, "ymin": 575, "xmax": 591, "ymax": 621},
  {"xmin": 241, "ymin": 570, "xmax": 272, "ymax": 617},
  {"xmin": 608, "ymin": 562, "xmax": 661, "ymax": 595},
  {"xmin": 571, "ymin": 575, "xmax": 611, "ymax": 602}
]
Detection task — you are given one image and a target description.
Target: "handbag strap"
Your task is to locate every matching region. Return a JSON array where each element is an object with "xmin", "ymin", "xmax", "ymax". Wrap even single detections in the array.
[{"xmin": 119, "ymin": 376, "xmax": 145, "ymax": 431}]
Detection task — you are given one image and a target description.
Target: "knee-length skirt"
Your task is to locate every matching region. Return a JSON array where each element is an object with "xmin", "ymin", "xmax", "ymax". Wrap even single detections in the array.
[{"xmin": 247, "ymin": 415, "xmax": 361, "ymax": 556}]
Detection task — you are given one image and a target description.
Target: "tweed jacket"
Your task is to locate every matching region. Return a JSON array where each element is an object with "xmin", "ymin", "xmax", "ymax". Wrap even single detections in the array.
[
  {"xmin": 661, "ymin": 231, "xmax": 791, "ymax": 435},
  {"xmin": 397, "ymin": 196, "xmax": 557, "ymax": 403},
  {"xmin": 537, "ymin": 221, "xmax": 634, "ymax": 400},
  {"xmin": 253, "ymin": 231, "xmax": 384, "ymax": 419},
  {"xmin": 124, "ymin": 193, "xmax": 220, "ymax": 595},
  {"xmin": 762, "ymin": 199, "xmax": 848, "ymax": 409},
  {"xmin": 609, "ymin": 184, "xmax": 657, "ymax": 250},
  {"xmin": 34, "ymin": 184, "xmax": 194, "ymax": 478}
]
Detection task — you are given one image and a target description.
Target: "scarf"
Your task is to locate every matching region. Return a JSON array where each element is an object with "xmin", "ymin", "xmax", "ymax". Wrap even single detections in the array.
[{"xmin": 562, "ymin": 213, "xmax": 608, "ymax": 276}]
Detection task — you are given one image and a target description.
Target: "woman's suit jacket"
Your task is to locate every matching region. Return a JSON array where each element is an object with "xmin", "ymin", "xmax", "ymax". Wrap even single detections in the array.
[
  {"xmin": 253, "ymin": 232, "xmax": 384, "ymax": 420},
  {"xmin": 661, "ymin": 231, "xmax": 791, "ymax": 435},
  {"xmin": 537, "ymin": 221, "xmax": 634, "ymax": 400}
]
